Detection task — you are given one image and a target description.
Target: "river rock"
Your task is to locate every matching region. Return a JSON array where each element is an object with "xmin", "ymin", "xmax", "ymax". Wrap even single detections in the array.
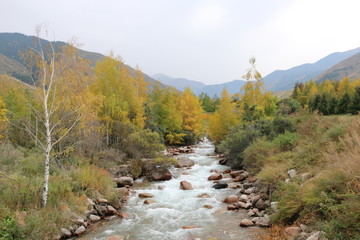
[
  {"xmin": 176, "ymin": 157, "xmax": 195, "ymax": 168},
  {"xmin": 255, "ymin": 198, "xmax": 268, "ymax": 210},
  {"xmin": 213, "ymin": 182, "xmax": 228, "ymax": 189},
  {"xmin": 114, "ymin": 177, "xmax": 134, "ymax": 187},
  {"xmin": 75, "ymin": 225, "xmax": 86, "ymax": 235},
  {"xmin": 96, "ymin": 205, "xmax": 108, "ymax": 216},
  {"xmin": 223, "ymin": 195, "xmax": 239, "ymax": 203},
  {"xmin": 244, "ymin": 187, "xmax": 255, "ymax": 194},
  {"xmin": 197, "ymin": 193, "xmax": 211, "ymax": 198},
  {"xmin": 203, "ymin": 204, "xmax": 213, "ymax": 209},
  {"xmin": 208, "ymin": 173, "xmax": 222, "ymax": 180},
  {"xmin": 284, "ymin": 227, "xmax": 301, "ymax": 239},
  {"xmin": 138, "ymin": 193, "xmax": 154, "ymax": 198},
  {"xmin": 144, "ymin": 199, "xmax": 157, "ymax": 204},
  {"xmin": 239, "ymin": 194, "xmax": 249, "ymax": 202},
  {"xmin": 219, "ymin": 158, "xmax": 227, "ymax": 165},
  {"xmin": 107, "ymin": 205, "xmax": 118, "ymax": 215},
  {"xmin": 180, "ymin": 180, "xmax": 193, "ymax": 190},
  {"xmin": 117, "ymin": 212, "xmax": 130, "ymax": 219},
  {"xmin": 240, "ymin": 219, "xmax": 254, "ymax": 227},
  {"xmin": 210, "ymin": 169, "xmax": 219, "ymax": 173},
  {"xmin": 89, "ymin": 214, "xmax": 101, "ymax": 222},
  {"xmin": 306, "ymin": 231, "xmax": 327, "ymax": 240},
  {"xmin": 287, "ymin": 169, "xmax": 297, "ymax": 178},
  {"xmin": 61, "ymin": 228, "xmax": 72, "ymax": 237},
  {"xmin": 96, "ymin": 198, "xmax": 108, "ymax": 204},
  {"xmin": 255, "ymin": 217, "xmax": 270, "ymax": 227},
  {"xmin": 151, "ymin": 170, "xmax": 172, "ymax": 181},
  {"xmin": 228, "ymin": 183, "xmax": 241, "ymax": 189}
]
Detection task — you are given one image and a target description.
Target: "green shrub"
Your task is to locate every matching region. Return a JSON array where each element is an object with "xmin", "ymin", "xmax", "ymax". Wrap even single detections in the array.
[
  {"xmin": 271, "ymin": 116, "xmax": 296, "ymax": 135},
  {"xmin": 243, "ymin": 138, "xmax": 274, "ymax": 174},
  {"xmin": 218, "ymin": 125, "xmax": 262, "ymax": 169},
  {"xmin": 273, "ymin": 132, "xmax": 298, "ymax": 151},
  {"xmin": 126, "ymin": 129, "xmax": 165, "ymax": 158},
  {"xmin": 0, "ymin": 216, "xmax": 23, "ymax": 240},
  {"xmin": 324, "ymin": 125, "xmax": 345, "ymax": 141},
  {"xmin": 271, "ymin": 182, "xmax": 304, "ymax": 224}
]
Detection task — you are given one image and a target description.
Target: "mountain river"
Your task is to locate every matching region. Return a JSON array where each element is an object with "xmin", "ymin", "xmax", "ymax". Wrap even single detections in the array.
[{"xmin": 79, "ymin": 139, "xmax": 261, "ymax": 240}]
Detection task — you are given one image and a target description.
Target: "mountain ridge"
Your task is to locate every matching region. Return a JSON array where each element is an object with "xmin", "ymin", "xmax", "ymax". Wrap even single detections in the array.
[{"xmin": 0, "ymin": 32, "xmax": 164, "ymax": 88}]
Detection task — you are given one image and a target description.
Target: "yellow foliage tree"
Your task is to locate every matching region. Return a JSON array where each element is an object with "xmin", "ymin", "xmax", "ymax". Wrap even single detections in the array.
[
  {"xmin": 178, "ymin": 88, "xmax": 203, "ymax": 135},
  {"xmin": 208, "ymin": 88, "xmax": 238, "ymax": 142}
]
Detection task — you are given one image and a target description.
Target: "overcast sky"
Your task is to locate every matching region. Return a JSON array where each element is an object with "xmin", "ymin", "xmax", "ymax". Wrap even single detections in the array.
[{"xmin": 1, "ymin": 0, "xmax": 360, "ymax": 84}]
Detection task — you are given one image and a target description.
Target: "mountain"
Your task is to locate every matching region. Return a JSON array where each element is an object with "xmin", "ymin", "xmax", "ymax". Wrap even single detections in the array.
[
  {"xmin": 153, "ymin": 73, "xmax": 247, "ymax": 96},
  {"xmin": 197, "ymin": 80, "xmax": 246, "ymax": 96},
  {"xmin": 0, "ymin": 32, "xmax": 163, "ymax": 88},
  {"xmin": 313, "ymin": 52, "xmax": 360, "ymax": 82},
  {"xmin": 152, "ymin": 73, "xmax": 206, "ymax": 92},
  {"xmin": 263, "ymin": 47, "xmax": 360, "ymax": 92}
]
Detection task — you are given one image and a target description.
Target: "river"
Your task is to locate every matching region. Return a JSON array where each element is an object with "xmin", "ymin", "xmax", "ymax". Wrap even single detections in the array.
[{"xmin": 79, "ymin": 139, "xmax": 260, "ymax": 240}]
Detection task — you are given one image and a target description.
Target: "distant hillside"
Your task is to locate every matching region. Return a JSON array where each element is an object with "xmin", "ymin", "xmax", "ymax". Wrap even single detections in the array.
[
  {"xmin": 313, "ymin": 52, "xmax": 360, "ymax": 82},
  {"xmin": 152, "ymin": 73, "xmax": 206, "ymax": 92},
  {"xmin": 263, "ymin": 47, "xmax": 360, "ymax": 92},
  {"xmin": 153, "ymin": 73, "xmax": 247, "ymax": 97},
  {"xmin": 0, "ymin": 32, "xmax": 163, "ymax": 88}
]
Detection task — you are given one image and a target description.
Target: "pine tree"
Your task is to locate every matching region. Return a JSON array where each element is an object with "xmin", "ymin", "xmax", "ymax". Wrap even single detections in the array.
[
  {"xmin": 350, "ymin": 86, "xmax": 360, "ymax": 114},
  {"xmin": 336, "ymin": 93, "xmax": 351, "ymax": 114}
]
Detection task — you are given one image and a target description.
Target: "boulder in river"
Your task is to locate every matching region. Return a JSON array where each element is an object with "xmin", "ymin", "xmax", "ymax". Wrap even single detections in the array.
[
  {"xmin": 223, "ymin": 195, "xmax": 239, "ymax": 203},
  {"xmin": 176, "ymin": 157, "xmax": 195, "ymax": 168},
  {"xmin": 240, "ymin": 219, "xmax": 254, "ymax": 227},
  {"xmin": 114, "ymin": 177, "xmax": 134, "ymax": 187},
  {"xmin": 180, "ymin": 180, "xmax": 193, "ymax": 190},
  {"xmin": 208, "ymin": 173, "xmax": 222, "ymax": 180},
  {"xmin": 144, "ymin": 199, "xmax": 156, "ymax": 204},
  {"xmin": 138, "ymin": 193, "xmax": 154, "ymax": 198},
  {"xmin": 151, "ymin": 170, "xmax": 172, "ymax": 181},
  {"xmin": 213, "ymin": 182, "xmax": 228, "ymax": 189}
]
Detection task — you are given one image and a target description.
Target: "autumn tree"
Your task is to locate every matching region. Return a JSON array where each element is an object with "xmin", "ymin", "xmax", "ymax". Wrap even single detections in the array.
[
  {"xmin": 148, "ymin": 85, "xmax": 183, "ymax": 144},
  {"xmin": 21, "ymin": 28, "xmax": 84, "ymax": 207},
  {"xmin": 178, "ymin": 88, "xmax": 203, "ymax": 136},
  {"xmin": 208, "ymin": 88, "xmax": 238, "ymax": 142}
]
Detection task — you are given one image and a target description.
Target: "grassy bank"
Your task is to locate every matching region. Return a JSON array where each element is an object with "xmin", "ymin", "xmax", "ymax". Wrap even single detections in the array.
[{"xmin": 217, "ymin": 113, "xmax": 360, "ymax": 239}]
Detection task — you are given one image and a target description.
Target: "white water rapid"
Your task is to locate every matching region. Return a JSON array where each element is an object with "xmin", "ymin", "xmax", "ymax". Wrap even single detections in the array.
[{"xmin": 81, "ymin": 139, "xmax": 259, "ymax": 240}]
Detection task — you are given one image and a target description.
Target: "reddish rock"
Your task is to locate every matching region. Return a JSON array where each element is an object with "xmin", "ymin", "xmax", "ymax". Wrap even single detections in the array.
[
  {"xmin": 180, "ymin": 180, "xmax": 193, "ymax": 190},
  {"xmin": 227, "ymin": 204, "xmax": 239, "ymax": 211},
  {"xmin": 138, "ymin": 193, "xmax": 154, "ymax": 198},
  {"xmin": 61, "ymin": 228, "xmax": 72, "ymax": 237},
  {"xmin": 223, "ymin": 195, "xmax": 239, "ymax": 204},
  {"xmin": 117, "ymin": 212, "xmax": 130, "ymax": 219},
  {"xmin": 182, "ymin": 226, "xmax": 199, "ymax": 229},
  {"xmin": 107, "ymin": 205, "xmax": 118, "ymax": 215},
  {"xmin": 144, "ymin": 199, "xmax": 156, "ymax": 204},
  {"xmin": 240, "ymin": 219, "xmax": 254, "ymax": 227},
  {"xmin": 208, "ymin": 173, "xmax": 222, "ymax": 180},
  {"xmin": 230, "ymin": 170, "xmax": 244, "ymax": 178},
  {"xmin": 151, "ymin": 171, "xmax": 172, "ymax": 181},
  {"xmin": 284, "ymin": 227, "xmax": 301, "ymax": 239},
  {"xmin": 223, "ymin": 169, "xmax": 231, "ymax": 174}
]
